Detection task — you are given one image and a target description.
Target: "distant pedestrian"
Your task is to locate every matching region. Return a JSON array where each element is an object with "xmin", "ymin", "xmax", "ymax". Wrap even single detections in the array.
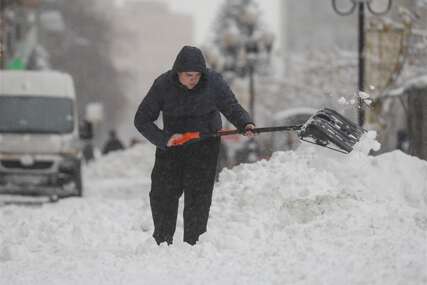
[
  {"xmin": 82, "ymin": 141, "xmax": 95, "ymax": 163},
  {"xmin": 129, "ymin": 137, "xmax": 143, "ymax": 147},
  {"xmin": 134, "ymin": 45, "xmax": 255, "ymax": 245},
  {"xmin": 102, "ymin": 130, "xmax": 125, "ymax": 154}
]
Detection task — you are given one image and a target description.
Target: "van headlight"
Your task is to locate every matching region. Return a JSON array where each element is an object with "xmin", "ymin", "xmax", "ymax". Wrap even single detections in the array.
[{"xmin": 60, "ymin": 136, "xmax": 81, "ymax": 156}]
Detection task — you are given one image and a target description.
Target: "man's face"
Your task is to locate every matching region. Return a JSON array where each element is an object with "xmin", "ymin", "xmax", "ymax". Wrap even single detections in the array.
[{"xmin": 178, "ymin": 72, "xmax": 201, "ymax": 89}]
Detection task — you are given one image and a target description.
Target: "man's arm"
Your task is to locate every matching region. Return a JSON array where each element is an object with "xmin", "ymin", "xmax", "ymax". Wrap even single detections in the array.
[
  {"xmin": 134, "ymin": 81, "xmax": 170, "ymax": 149},
  {"xmin": 214, "ymin": 73, "xmax": 254, "ymax": 130}
]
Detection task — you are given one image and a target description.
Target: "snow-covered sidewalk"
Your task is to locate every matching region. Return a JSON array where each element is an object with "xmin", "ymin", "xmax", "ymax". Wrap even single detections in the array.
[{"xmin": 1, "ymin": 141, "xmax": 426, "ymax": 285}]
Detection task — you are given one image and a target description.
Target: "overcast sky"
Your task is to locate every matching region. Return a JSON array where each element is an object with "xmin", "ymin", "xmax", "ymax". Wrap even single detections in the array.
[
  {"xmin": 124, "ymin": 0, "xmax": 282, "ymax": 49},
  {"xmin": 167, "ymin": 0, "xmax": 280, "ymax": 46}
]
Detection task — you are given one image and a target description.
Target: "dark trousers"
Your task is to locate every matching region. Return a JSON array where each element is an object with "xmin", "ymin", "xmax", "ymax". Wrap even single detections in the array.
[{"xmin": 150, "ymin": 137, "xmax": 220, "ymax": 245}]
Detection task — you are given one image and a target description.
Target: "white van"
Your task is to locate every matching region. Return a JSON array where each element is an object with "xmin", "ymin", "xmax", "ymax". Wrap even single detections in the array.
[{"xmin": 0, "ymin": 70, "xmax": 86, "ymax": 200}]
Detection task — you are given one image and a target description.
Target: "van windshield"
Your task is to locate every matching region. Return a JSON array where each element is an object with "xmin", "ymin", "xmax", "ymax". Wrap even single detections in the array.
[{"xmin": 0, "ymin": 96, "xmax": 74, "ymax": 134}]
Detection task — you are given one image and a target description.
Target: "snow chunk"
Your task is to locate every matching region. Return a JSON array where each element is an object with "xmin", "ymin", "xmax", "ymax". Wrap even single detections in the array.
[
  {"xmin": 364, "ymin": 99, "xmax": 373, "ymax": 105},
  {"xmin": 358, "ymin": 91, "xmax": 374, "ymax": 106},
  {"xmin": 352, "ymin": 130, "xmax": 381, "ymax": 154},
  {"xmin": 358, "ymin": 91, "xmax": 370, "ymax": 100},
  {"xmin": 338, "ymin": 97, "xmax": 347, "ymax": 105},
  {"xmin": 338, "ymin": 92, "xmax": 373, "ymax": 106}
]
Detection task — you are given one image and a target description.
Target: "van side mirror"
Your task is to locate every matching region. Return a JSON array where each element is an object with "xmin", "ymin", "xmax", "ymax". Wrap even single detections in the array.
[{"xmin": 79, "ymin": 120, "xmax": 93, "ymax": 140}]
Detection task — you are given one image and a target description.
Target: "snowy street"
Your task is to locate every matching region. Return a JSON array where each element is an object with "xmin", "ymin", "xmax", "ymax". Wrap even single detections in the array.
[
  {"xmin": 2, "ymin": 0, "xmax": 427, "ymax": 284},
  {"xmin": 1, "ymin": 138, "xmax": 427, "ymax": 285}
]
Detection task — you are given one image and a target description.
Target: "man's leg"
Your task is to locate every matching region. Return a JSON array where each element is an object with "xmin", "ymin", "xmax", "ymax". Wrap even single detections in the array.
[
  {"xmin": 150, "ymin": 148, "xmax": 183, "ymax": 245},
  {"xmin": 183, "ymin": 138, "xmax": 220, "ymax": 245}
]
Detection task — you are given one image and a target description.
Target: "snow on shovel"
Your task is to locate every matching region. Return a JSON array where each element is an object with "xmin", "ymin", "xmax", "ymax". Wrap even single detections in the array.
[{"xmin": 169, "ymin": 108, "xmax": 366, "ymax": 154}]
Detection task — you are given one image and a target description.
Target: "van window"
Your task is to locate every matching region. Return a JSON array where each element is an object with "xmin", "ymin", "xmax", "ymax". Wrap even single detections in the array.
[{"xmin": 0, "ymin": 96, "xmax": 74, "ymax": 134}]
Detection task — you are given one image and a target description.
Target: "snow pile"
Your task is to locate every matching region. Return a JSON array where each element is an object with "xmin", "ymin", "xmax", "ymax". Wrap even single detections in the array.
[
  {"xmin": 1, "ymin": 137, "xmax": 427, "ymax": 284},
  {"xmin": 84, "ymin": 143, "xmax": 156, "ymax": 179}
]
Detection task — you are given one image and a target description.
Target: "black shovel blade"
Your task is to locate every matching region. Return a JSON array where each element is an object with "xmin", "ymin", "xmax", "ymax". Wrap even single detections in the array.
[{"xmin": 298, "ymin": 108, "xmax": 366, "ymax": 153}]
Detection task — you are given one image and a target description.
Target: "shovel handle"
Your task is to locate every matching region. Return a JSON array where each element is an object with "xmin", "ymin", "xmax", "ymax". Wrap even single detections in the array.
[{"xmin": 170, "ymin": 132, "xmax": 200, "ymax": 146}]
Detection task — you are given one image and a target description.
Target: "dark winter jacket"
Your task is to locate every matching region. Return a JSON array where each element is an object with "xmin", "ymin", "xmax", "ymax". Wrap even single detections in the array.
[{"xmin": 134, "ymin": 46, "xmax": 253, "ymax": 149}]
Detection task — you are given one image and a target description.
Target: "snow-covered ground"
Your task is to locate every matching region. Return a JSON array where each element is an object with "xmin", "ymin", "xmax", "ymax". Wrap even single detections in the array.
[{"xmin": 1, "ymin": 137, "xmax": 427, "ymax": 285}]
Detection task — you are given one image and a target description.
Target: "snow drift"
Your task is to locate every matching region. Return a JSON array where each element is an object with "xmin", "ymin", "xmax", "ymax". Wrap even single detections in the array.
[{"xmin": 1, "ymin": 139, "xmax": 426, "ymax": 285}]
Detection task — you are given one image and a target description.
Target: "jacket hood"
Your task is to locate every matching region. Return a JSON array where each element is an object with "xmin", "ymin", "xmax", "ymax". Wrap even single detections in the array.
[{"xmin": 172, "ymin": 46, "xmax": 207, "ymax": 74}]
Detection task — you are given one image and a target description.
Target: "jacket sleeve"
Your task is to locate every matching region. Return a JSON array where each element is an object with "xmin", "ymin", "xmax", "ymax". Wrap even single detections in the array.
[
  {"xmin": 214, "ymin": 73, "xmax": 254, "ymax": 130},
  {"xmin": 134, "ymin": 80, "xmax": 170, "ymax": 149}
]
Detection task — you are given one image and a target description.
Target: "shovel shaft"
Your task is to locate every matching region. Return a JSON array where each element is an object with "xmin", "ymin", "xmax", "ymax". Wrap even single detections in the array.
[
  {"xmin": 169, "ymin": 125, "xmax": 303, "ymax": 146},
  {"xmin": 215, "ymin": 125, "xmax": 303, "ymax": 136}
]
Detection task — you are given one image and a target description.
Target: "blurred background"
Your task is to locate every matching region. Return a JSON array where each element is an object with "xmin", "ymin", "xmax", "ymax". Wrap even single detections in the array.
[{"xmin": 1, "ymin": 0, "xmax": 427, "ymax": 166}]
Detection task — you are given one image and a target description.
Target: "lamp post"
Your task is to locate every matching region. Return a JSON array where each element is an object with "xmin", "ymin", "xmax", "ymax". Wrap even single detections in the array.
[
  {"xmin": 204, "ymin": 1, "xmax": 274, "ymax": 164},
  {"xmin": 332, "ymin": 0, "xmax": 392, "ymax": 126},
  {"xmin": 240, "ymin": 5, "xmax": 257, "ymax": 118}
]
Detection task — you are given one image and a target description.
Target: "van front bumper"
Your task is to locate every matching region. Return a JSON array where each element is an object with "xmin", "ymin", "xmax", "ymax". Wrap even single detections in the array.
[
  {"xmin": 0, "ymin": 154, "xmax": 81, "ymax": 197},
  {"xmin": 0, "ymin": 173, "xmax": 78, "ymax": 197}
]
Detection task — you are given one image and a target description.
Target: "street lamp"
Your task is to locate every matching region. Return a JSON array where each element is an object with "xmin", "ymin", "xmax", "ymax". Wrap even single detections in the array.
[{"xmin": 332, "ymin": 0, "xmax": 392, "ymax": 126}]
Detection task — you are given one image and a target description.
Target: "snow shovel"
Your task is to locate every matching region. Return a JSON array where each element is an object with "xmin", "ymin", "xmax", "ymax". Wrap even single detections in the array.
[{"xmin": 170, "ymin": 108, "xmax": 366, "ymax": 154}]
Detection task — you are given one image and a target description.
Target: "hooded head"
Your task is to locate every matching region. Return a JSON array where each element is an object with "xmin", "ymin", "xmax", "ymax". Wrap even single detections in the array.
[{"xmin": 172, "ymin": 46, "xmax": 207, "ymax": 74}]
